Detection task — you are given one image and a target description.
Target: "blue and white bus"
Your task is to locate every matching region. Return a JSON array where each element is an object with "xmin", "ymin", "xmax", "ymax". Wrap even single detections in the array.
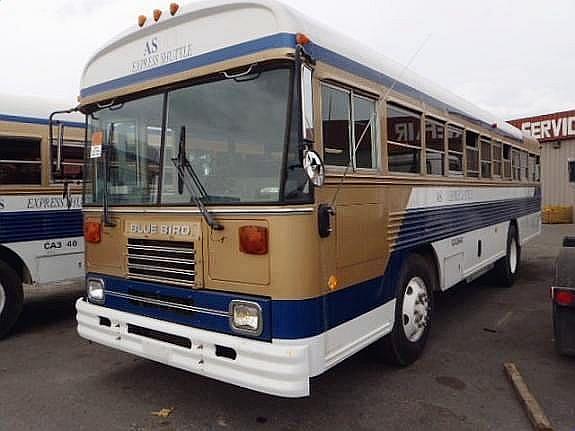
[{"xmin": 0, "ymin": 94, "xmax": 85, "ymax": 338}]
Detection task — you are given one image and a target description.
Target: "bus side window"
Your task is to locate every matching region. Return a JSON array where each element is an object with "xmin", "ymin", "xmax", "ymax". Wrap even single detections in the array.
[
  {"xmin": 387, "ymin": 103, "xmax": 422, "ymax": 174},
  {"xmin": 0, "ymin": 136, "xmax": 42, "ymax": 185},
  {"xmin": 51, "ymin": 137, "xmax": 84, "ymax": 182},
  {"xmin": 321, "ymin": 84, "xmax": 351, "ymax": 167}
]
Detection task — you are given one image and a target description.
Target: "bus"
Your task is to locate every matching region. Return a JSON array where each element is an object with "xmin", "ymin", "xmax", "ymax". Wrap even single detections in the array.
[
  {"xmin": 0, "ymin": 94, "xmax": 85, "ymax": 338},
  {"xmin": 73, "ymin": 0, "xmax": 541, "ymax": 397}
]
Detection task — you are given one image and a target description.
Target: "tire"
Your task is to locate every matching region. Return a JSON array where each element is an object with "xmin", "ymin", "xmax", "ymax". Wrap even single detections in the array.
[
  {"xmin": 0, "ymin": 262, "xmax": 23, "ymax": 340},
  {"xmin": 494, "ymin": 224, "xmax": 520, "ymax": 287},
  {"xmin": 378, "ymin": 253, "xmax": 435, "ymax": 366}
]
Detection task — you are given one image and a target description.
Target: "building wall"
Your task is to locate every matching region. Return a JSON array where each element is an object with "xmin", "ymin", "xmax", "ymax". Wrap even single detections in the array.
[{"xmin": 541, "ymin": 139, "xmax": 575, "ymax": 207}]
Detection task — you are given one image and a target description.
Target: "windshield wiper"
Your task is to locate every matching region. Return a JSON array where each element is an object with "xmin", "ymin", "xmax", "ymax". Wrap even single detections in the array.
[
  {"xmin": 102, "ymin": 123, "xmax": 116, "ymax": 227},
  {"xmin": 172, "ymin": 126, "xmax": 223, "ymax": 231}
]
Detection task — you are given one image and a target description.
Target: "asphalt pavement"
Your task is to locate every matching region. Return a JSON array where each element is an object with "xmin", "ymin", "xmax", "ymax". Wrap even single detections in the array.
[{"xmin": 1, "ymin": 225, "xmax": 574, "ymax": 431}]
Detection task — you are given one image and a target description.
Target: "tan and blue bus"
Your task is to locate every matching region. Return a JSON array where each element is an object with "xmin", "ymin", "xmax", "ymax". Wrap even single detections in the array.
[
  {"xmin": 73, "ymin": 0, "xmax": 541, "ymax": 397},
  {"xmin": 0, "ymin": 94, "xmax": 85, "ymax": 338}
]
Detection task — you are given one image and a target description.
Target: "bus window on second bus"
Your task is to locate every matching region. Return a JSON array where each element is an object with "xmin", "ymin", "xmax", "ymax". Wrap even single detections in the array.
[{"xmin": 0, "ymin": 136, "xmax": 42, "ymax": 185}]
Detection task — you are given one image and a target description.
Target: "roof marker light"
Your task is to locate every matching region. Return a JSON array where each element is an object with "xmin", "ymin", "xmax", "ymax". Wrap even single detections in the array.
[
  {"xmin": 170, "ymin": 3, "xmax": 180, "ymax": 15},
  {"xmin": 138, "ymin": 15, "xmax": 147, "ymax": 27},
  {"xmin": 296, "ymin": 33, "xmax": 311, "ymax": 46},
  {"xmin": 153, "ymin": 9, "xmax": 162, "ymax": 22}
]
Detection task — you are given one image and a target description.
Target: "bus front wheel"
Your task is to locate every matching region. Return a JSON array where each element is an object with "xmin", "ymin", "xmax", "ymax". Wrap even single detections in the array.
[
  {"xmin": 378, "ymin": 253, "xmax": 435, "ymax": 366},
  {"xmin": 0, "ymin": 262, "xmax": 23, "ymax": 340}
]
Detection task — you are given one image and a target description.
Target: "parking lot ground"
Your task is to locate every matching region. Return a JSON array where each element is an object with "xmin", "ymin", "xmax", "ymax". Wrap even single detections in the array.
[{"xmin": 1, "ymin": 225, "xmax": 574, "ymax": 431}]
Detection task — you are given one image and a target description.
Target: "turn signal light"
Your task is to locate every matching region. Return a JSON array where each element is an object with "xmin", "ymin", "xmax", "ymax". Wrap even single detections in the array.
[
  {"xmin": 138, "ymin": 15, "xmax": 147, "ymax": 27},
  {"xmin": 554, "ymin": 288, "xmax": 575, "ymax": 307},
  {"xmin": 85, "ymin": 221, "xmax": 102, "ymax": 244},
  {"xmin": 153, "ymin": 9, "xmax": 162, "ymax": 21},
  {"xmin": 170, "ymin": 3, "xmax": 180, "ymax": 15},
  {"xmin": 239, "ymin": 226, "xmax": 268, "ymax": 255},
  {"xmin": 296, "ymin": 33, "xmax": 311, "ymax": 45}
]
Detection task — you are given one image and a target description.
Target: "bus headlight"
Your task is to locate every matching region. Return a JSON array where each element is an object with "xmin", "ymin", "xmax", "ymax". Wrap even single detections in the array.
[
  {"xmin": 230, "ymin": 301, "xmax": 262, "ymax": 336},
  {"xmin": 87, "ymin": 278, "xmax": 105, "ymax": 305}
]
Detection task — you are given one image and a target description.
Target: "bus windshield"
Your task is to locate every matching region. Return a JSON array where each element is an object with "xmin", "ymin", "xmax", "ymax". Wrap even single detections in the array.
[{"xmin": 86, "ymin": 64, "xmax": 298, "ymax": 206}]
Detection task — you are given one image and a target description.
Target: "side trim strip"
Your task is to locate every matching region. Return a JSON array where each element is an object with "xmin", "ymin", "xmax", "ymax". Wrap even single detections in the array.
[{"xmin": 83, "ymin": 206, "xmax": 315, "ymax": 216}]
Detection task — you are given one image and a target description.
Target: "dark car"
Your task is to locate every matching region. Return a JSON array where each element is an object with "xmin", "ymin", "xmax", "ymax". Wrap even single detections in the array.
[{"xmin": 552, "ymin": 236, "xmax": 575, "ymax": 356}]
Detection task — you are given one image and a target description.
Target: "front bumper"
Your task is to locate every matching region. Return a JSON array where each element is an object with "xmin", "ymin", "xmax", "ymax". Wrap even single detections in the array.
[{"xmin": 76, "ymin": 298, "xmax": 312, "ymax": 397}]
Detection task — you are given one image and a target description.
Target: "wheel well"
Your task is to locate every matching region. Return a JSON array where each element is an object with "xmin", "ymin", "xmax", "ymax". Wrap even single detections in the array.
[
  {"xmin": 411, "ymin": 244, "xmax": 440, "ymax": 291},
  {"xmin": 0, "ymin": 245, "xmax": 32, "ymax": 284}
]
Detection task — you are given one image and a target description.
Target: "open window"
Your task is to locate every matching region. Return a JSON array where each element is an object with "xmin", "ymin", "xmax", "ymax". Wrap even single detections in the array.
[
  {"xmin": 321, "ymin": 83, "xmax": 377, "ymax": 170},
  {"xmin": 387, "ymin": 103, "xmax": 421, "ymax": 174},
  {"xmin": 503, "ymin": 144, "xmax": 512, "ymax": 179}
]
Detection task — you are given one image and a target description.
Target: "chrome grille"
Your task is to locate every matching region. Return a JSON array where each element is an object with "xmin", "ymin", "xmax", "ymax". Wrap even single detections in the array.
[{"xmin": 127, "ymin": 238, "xmax": 195, "ymax": 288}]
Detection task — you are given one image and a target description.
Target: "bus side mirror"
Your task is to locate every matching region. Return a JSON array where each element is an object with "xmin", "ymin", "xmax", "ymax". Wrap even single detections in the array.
[
  {"xmin": 56, "ymin": 123, "xmax": 64, "ymax": 175},
  {"xmin": 303, "ymin": 149, "xmax": 325, "ymax": 187},
  {"xmin": 301, "ymin": 64, "xmax": 314, "ymax": 143}
]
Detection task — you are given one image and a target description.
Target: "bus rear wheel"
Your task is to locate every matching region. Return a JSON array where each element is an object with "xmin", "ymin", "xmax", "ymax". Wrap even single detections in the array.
[
  {"xmin": 378, "ymin": 253, "xmax": 435, "ymax": 366},
  {"xmin": 494, "ymin": 224, "xmax": 520, "ymax": 288},
  {"xmin": 0, "ymin": 262, "xmax": 23, "ymax": 340}
]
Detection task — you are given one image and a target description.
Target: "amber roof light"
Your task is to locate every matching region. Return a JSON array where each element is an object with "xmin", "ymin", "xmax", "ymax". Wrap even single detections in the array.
[
  {"xmin": 170, "ymin": 3, "xmax": 180, "ymax": 15},
  {"xmin": 138, "ymin": 15, "xmax": 147, "ymax": 27},
  {"xmin": 153, "ymin": 9, "xmax": 162, "ymax": 22}
]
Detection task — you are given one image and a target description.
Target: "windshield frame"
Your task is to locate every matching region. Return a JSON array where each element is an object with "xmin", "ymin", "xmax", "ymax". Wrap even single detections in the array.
[{"xmin": 82, "ymin": 60, "xmax": 313, "ymax": 207}]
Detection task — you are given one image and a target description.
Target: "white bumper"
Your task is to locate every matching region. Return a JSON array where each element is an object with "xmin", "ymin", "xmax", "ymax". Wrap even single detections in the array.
[{"xmin": 76, "ymin": 299, "xmax": 312, "ymax": 397}]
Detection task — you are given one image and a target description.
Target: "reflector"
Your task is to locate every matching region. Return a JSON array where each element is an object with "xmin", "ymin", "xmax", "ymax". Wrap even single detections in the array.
[
  {"xmin": 555, "ymin": 289, "xmax": 575, "ymax": 307},
  {"xmin": 239, "ymin": 226, "xmax": 268, "ymax": 255},
  {"xmin": 85, "ymin": 221, "xmax": 102, "ymax": 244}
]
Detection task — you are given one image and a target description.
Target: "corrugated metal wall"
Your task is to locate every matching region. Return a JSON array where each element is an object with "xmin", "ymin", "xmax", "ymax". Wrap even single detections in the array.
[{"xmin": 542, "ymin": 139, "xmax": 575, "ymax": 206}]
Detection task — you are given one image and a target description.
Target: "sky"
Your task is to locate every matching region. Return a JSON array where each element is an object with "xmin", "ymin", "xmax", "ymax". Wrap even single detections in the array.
[{"xmin": 0, "ymin": 0, "xmax": 573, "ymax": 120}]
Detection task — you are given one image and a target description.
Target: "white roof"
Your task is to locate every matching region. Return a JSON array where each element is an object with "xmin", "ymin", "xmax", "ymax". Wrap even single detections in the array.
[
  {"xmin": 0, "ymin": 93, "xmax": 83, "ymax": 124},
  {"xmin": 81, "ymin": 0, "xmax": 524, "ymax": 140}
]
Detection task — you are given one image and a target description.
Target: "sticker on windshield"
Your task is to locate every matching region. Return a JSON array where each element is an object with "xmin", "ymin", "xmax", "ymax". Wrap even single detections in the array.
[{"xmin": 90, "ymin": 131, "xmax": 103, "ymax": 158}]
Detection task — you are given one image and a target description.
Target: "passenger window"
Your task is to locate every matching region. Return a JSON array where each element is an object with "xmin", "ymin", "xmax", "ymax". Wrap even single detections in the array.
[
  {"xmin": 512, "ymin": 149, "xmax": 521, "ymax": 181},
  {"xmin": 447, "ymin": 125, "xmax": 464, "ymax": 175},
  {"xmin": 480, "ymin": 138, "xmax": 492, "ymax": 178},
  {"xmin": 322, "ymin": 85, "xmax": 350, "ymax": 167},
  {"xmin": 353, "ymin": 95, "xmax": 377, "ymax": 169},
  {"xmin": 52, "ymin": 137, "xmax": 84, "ymax": 182},
  {"xmin": 465, "ymin": 131, "xmax": 479, "ymax": 177},
  {"xmin": 0, "ymin": 136, "xmax": 42, "ymax": 185},
  {"xmin": 425, "ymin": 119, "xmax": 445, "ymax": 175},
  {"xmin": 492, "ymin": 142, "xmax": 502, "ymax": 177},
  {"xmin": 503, "ymin": 144, "xmax": 512, "ymax": 179},
  {"xmin": 387, "ymin": 104, "xmax": 421, "ymax": 174},
  {"xmin": 321, "ymin": 83, "xmax": 377, "ymax": 170},
  {"xmin": 520, "ymin": 151, "xmax": 528, "ymax": 181}
]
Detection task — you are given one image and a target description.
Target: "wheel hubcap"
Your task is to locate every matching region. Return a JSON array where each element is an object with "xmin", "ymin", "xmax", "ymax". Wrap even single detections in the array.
[
  {"xmin": 0, "ymin": 282, "xmax": 6, "ymax": 315},
  {"xmin": 509, "ymin": 238, "xmax": 518, "ymax": 274},
  {"xmin": 402, "ymin": 276, "xmax": 430, "ymax": 343}
]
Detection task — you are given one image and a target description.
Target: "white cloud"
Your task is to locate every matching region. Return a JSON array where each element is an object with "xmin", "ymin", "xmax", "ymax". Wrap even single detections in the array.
[{"xmin": 0, "ymin": 0, "xmax": 573, "ymax": 119}]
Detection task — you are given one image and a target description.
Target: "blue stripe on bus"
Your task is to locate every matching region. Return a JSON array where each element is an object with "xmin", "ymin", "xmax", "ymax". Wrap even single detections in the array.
[
  {"xmin": 93, "ymin": 195, "xmax": 541, "ymax": 340},
  {"xmin": 80, "ymin": 32, "xmax": 519, "ymax": 141},
  {"xmin": 92, "ymin": 263, "xmax": 400, "ymax": 341},
  {"xmin": 394, "ymin": 196, "xmax": 541, "ymax": 251},
  {"xmin": 98, "ymin": 275, "xmax": 273, "ymax": 341},
  {"xmin": 0, "ymin": 209, "xmax": 83, "ymax": 243},
  {"xmin": 0, "ymin": 113, "xmax": 84, "ymax": 128}
]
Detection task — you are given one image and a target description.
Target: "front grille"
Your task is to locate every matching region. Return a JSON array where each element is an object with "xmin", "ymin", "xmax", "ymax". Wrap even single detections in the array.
[{"xmin": 127, "ymin": 238, "xmax": 196, "ymax": 288}]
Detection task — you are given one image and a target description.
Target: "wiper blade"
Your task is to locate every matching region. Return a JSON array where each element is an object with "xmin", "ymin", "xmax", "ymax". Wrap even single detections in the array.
[{"xmin": 173, "ymin": 126, "xmax": 223, "ymax": 231}]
